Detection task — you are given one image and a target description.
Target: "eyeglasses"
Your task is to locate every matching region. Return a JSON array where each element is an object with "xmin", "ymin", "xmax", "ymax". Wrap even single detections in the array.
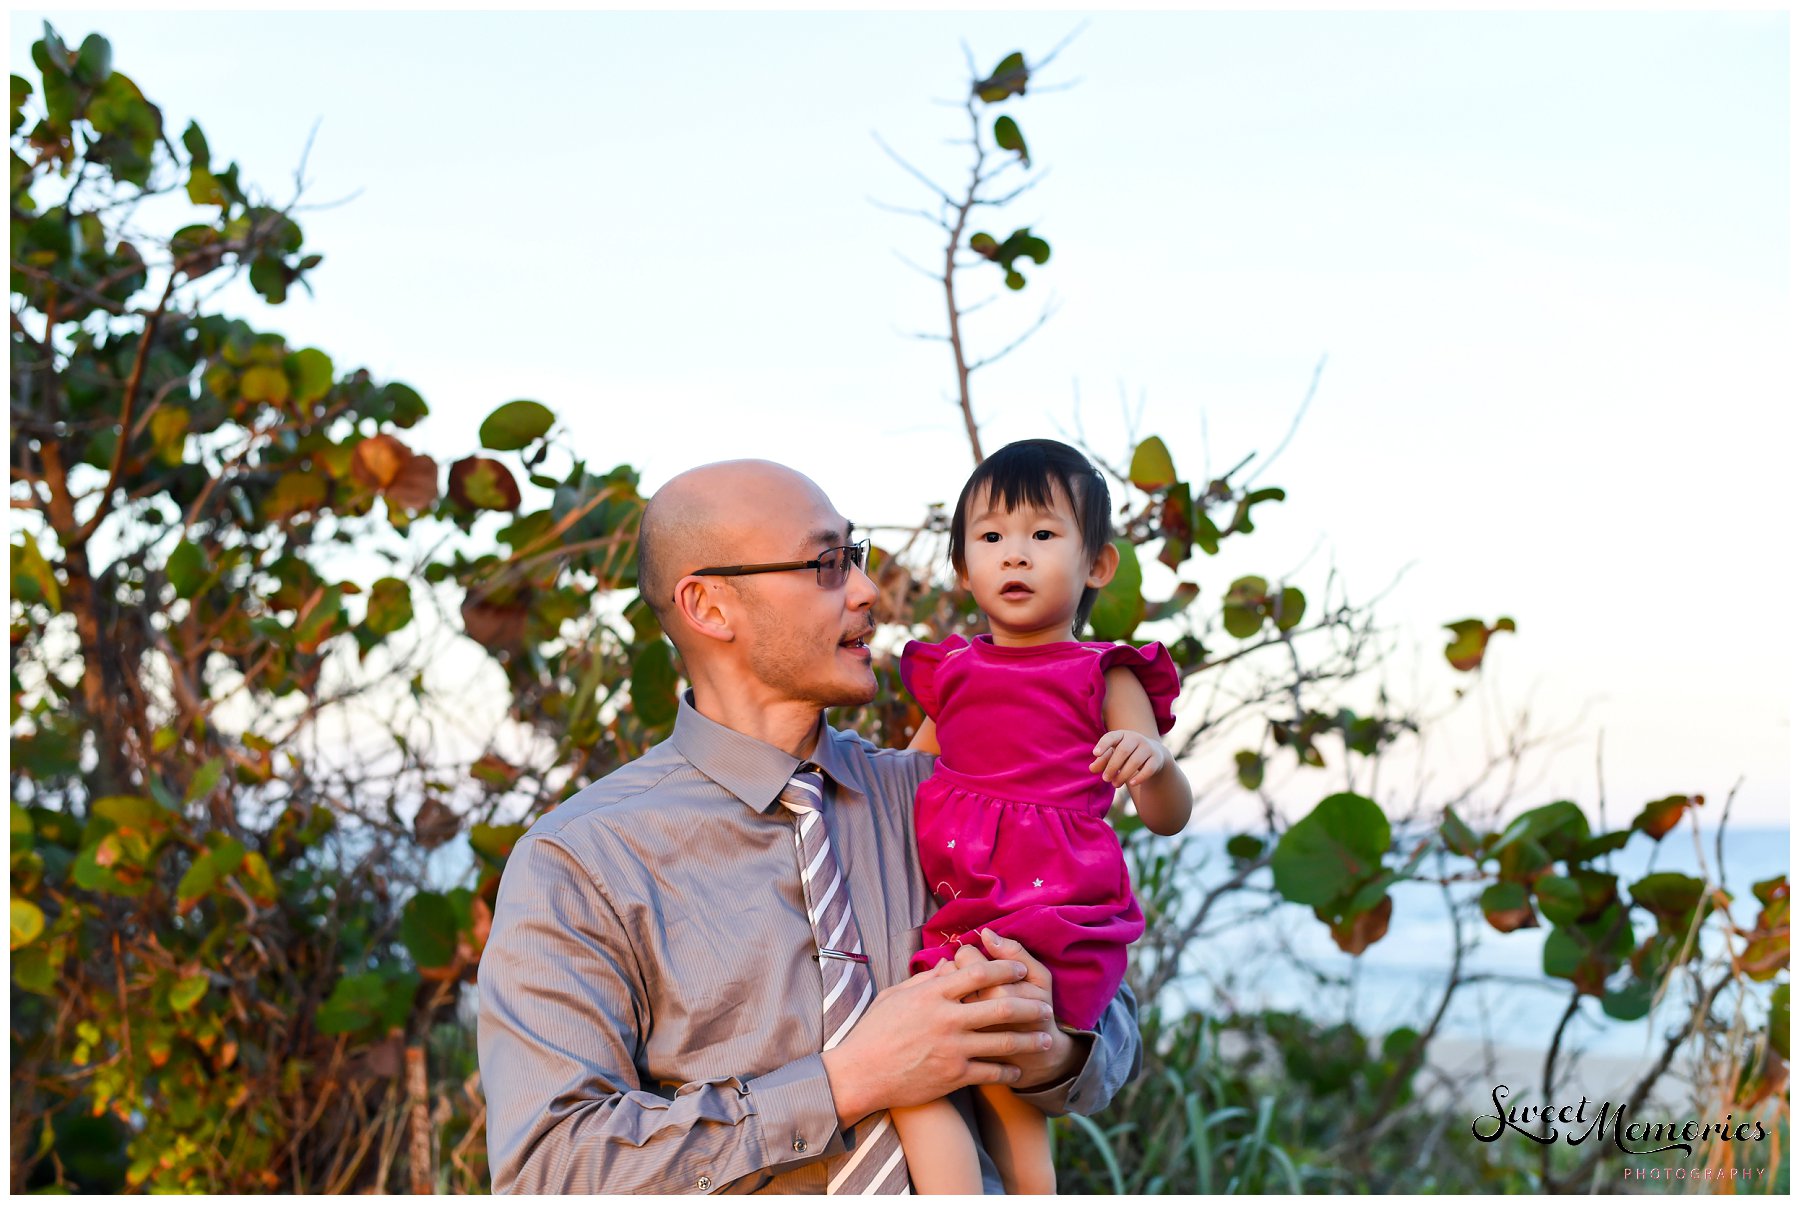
[{"xmin": 689, "ymin": 538, "xmax": 871, "ymax": 592}]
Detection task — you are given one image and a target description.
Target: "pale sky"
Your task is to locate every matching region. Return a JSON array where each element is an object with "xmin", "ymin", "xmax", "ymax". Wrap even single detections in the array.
[{"xmin": 10, "ymin": 9, "xmax": 1792, "ymax": 828}]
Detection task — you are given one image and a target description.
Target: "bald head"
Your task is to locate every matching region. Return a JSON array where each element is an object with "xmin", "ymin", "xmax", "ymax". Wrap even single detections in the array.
[{"xmin": 637, "ymin": 460, "xmax": 844, "ymax": 637}]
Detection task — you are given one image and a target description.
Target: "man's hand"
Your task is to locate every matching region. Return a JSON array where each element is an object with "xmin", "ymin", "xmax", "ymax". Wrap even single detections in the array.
[
  {"xmin": 952, "ymin": 929, "xmax": 1085, "ymax": 1091},
  {"xmin": 821, "ymin": 956, "xmax": 1053, "ymax": 1127},
  {"xmin": 1090, "ymin": 729, "xmax": 1170, "ymax": 787}
]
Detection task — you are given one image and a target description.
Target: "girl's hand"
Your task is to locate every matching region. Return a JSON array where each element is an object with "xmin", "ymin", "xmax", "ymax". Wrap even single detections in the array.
[{"xmin": 1090, "ymin": 730, "xmax": 1168, "ymax": 787}]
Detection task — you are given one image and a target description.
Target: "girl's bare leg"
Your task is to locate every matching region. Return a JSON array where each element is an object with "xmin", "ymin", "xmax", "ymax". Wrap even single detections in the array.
[
  {"xmin": 974, "ymin": 1082, "xmax": 1055, "ymax": 1194},
  {"xmin": 891, "ymin": 1097, "xmax": 983, "ymax": 1195}
]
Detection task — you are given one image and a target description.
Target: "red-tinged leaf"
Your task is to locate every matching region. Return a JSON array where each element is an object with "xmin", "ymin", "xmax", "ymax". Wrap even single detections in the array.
[
  {"xmin": 1631, "ymin": 793, "xmax": 1703, "ymax": 841},
  {"xmin": 461, "ymin": 589, "xmax": 530, "ymax": 651},
  {"xmin": 1443, "ymin": 615, "xmax": 1516, "ymax": 672},
  {"xmin": 412, "ymin": 797, "xmax": 459, "ymax": 850},
  {"xmin": 471, "ymin": 753, "xmax": 519, "ymax": 789},
  {"xmin": 350, "ymin": 433, "xmax": 408, "ymax": 490},
  {"xmin": 448, "ymin": 456, "xmax": 522, "ymax": 512},
  {"xmin": 1482, "ymin": 881, "xmax": 1538, "ymax": 933},
  {"xmin": 1324, "ymin": 894, "xmax": 1393, "ymax": 955},
  {"xmin": 385, "ymin": 452, "xmax": 439, "ymax": 512}
]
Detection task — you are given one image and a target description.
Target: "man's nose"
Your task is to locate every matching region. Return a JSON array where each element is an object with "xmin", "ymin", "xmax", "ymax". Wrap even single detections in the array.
[{"xmin": 845, "ymin": 560, "xmax": 878, "ymax": 610}]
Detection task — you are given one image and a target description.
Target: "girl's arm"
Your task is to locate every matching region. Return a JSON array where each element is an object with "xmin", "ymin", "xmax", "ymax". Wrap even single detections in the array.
[
  {"xmin": 907, "ymin": 716, "xmax": 940, "ymax": 754},
  {"xmin": 1091, "ymin": 667, "xmax": 1192, "ymax": 835}
]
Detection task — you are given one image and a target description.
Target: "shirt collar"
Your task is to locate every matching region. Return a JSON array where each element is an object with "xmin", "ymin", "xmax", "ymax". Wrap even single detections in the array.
[{"xmin": 670, "ymin": 690, "xmax": 870, "ymax": 813}]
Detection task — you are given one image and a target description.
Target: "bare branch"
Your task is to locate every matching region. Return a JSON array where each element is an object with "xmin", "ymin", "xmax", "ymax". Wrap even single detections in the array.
[
  {"xmin": 870, "ymin": 131, "xmax": 957, "ymax": 209},
  {"xmin": 1246, "ymin": 353, "xmax": 1328, "ymax": 489},
  {"xmin": 1031, "ymin": 21, "xmax": 1090, "ymax": 74},
  {"xmin": 967, "ymin": 300, "xmax": 1060, "ymax": 374},
  {"xmin": 867, "ymin": 195, "xmax": 951, "ymax": 231},
  {"xmin": 974, "ymin": 170, "xmax": 1050, "ymax": 208},
  {"xmin": 889, "ymin": 248, "xmax": 942, "ymax": 283}
]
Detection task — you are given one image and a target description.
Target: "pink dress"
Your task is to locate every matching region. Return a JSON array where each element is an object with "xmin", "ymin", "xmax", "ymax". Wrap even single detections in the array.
[{"xmin": 900, "ymin": 634, "xmax": 1180, "ymax": 1031}]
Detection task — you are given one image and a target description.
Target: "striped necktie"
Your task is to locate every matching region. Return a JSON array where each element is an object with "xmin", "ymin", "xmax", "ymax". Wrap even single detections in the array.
[{"xmin": 778, "ymin": 766, "xmax": 911, "ymax": 1195}]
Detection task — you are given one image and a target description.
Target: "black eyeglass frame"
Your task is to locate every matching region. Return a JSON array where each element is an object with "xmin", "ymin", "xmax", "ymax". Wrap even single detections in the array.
[{"xmin": 686, "ymin": 538, "xmax": 871, "ymax": 592}]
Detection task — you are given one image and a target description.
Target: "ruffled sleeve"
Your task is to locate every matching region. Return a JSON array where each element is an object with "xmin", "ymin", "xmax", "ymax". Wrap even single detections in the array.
[
  {"xmin": 899, "ymin": 634, "xmax": 968, "ymax": 720},
  {"xmin": 1094, "ymin": 641, "xmax": 1181, "ymax": 735}
]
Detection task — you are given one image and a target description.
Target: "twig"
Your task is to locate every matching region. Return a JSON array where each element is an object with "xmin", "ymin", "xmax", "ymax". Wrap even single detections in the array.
[{"xmin": 967, "ymin": 300, "xmax": 1060, "ymax": 374}]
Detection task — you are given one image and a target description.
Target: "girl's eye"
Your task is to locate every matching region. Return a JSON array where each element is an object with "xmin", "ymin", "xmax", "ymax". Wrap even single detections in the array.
[
  {"xmin": 1033, "ymin": 530, "xmax": 1054, "ymax": 540},
  {"xmin": 980, "ymin": 532, "xmax": 1000, "ymax": 543}
]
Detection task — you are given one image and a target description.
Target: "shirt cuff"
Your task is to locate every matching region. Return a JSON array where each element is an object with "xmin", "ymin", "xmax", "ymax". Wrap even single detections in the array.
[
  {"xmin": 1014, "ymin": 1026, "xmax": 1100, "ymax": 1118},
  {"xmin": 747, "ymin": 1053, "xmax": 848, "ymax": 1169}
]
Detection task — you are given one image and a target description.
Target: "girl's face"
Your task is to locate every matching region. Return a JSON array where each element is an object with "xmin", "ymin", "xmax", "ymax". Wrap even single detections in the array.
[{"xmin": 959, "ymin": 482, "xmax": 1118, "ymax": 646}]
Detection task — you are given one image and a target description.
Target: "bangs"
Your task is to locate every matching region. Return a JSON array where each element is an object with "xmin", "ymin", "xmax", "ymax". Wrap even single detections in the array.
[{"xmin": 948, "ymin": 439, "xmax": 1112, "ymax": 582}]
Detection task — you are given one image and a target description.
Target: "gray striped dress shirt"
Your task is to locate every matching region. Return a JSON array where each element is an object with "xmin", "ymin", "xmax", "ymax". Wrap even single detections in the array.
[{"xmin": 477, "ymin": 691, "xmax": 1142, "ymax": 1194}]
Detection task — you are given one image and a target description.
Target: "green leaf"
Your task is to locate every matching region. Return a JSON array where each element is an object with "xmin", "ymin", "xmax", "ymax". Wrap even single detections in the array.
[
  {"xmin": 1770, "ymin": 984, "xmax": 1789, "ymax": 1060},
  {"xmin": 11, "ymin": 801, "xmax": 32, "ymax": 856},
  {"xmin": 993, "ymin": 114, "xmax": 1029, "ymax": 166},
  {"xmin": 1087, "ymin": 540, "xmax": 1144, "ymax": 641},
  {"xmin": 73, "ymin": 34, "xmax": 111, "ymax": 86},
  {"xmin": 180, "ymin": 119, "xmax": 209, "ymax": 166},
  {"xmin": 11, "ymin": 896, "xmax": 45, "ymax": 949},
  {"xmin": 479, "ymin": 400, "xmax": 555, "ymax": 451},
  {"xmin": 1221, "ymin": 575, "xmax": 1268, "ymax": 640},
  {"xmin": 631, "ymin": 639, "xmax": 679, "ymax": 729},
  {"xmin": 1602, "ymin": 977, "xmax": 1653, "ymax": 1021},
  {"xmin": 13, "ymin": 536, "xmax": 61, "ymax": 610},
  {"xmin": 168, "ymin": 973, "xmax": 208, "ymax": 1013},
  {"xmin": 175, "ymin": 852, "xmax": 220, "ymax": 911},
  {"xmin": 239, "ymin": 364, "xmax": 290, "ymax": 406},
  {"xmin": 1129, "ymin": 437, "xmax": 1178, "ymax": 492},
  {"xmin": 236, "ymin": 850, "xmax": 276, "ymax": 905},
  {"xmin": 286, "ymin": 348, "xmax": 333, "ymax": 406},
  {"xmin": 248, "ymin": 253, "xmax": 289, "ymax": 303},
  {"xmin": 1234, "ymin": 750, "xmax": 1264, "ymax": 791},
  {"xmin": 364, "ymin": 577, "xmax": 414, "ymax": 637},
  {"xmin": 401, "ymin": 890, "xmax": 458, "ymax": 969},
  {"xmin": 316, "ymin": 972, "xmax": 385, "ymax": 1035},
  {"xmin": 1273, "ymin": 586, "xmax": 1306, "ymax": 631},
  {"xmin": 1629, "ymin": 872, "xmax": 1708, "ymax": 936},
  {"xmin": 470, "ymin": 822, "xmax": 529, "ymax": 868},
  {"xmin": 91, "ymin": 794, "xmax": 172, "ymax": 833},
  {"xmin": 1490, "ymin": 800, "xmax": 1590, "ymax": 862},
  {"xmin": 1533, "ymin": 875, "xmax": 1586, "ymax": 927},
  {"xmin": 1270, "ymin": 792, "xmax": 1390, "ymax": 909},
  {"xmin": 974, "ymin": 51, "xmax": 1030, "ymax": 103},
  {"xmin": 166, "ymin": 539, "xmax": 207, "ymax": 599},
  {"xmin": 1225, "ymin": 833, "xmax": 1264, "ymax": 862},
  {"xmin": 185, "ymin": 758, "xmax": 224, "ymax": 806},
  {"xmin": 13, "ymin": 944, "xmax": 55, "ymax": 994},
  {"xmin": 267, "ymin": 471, "xmax": 328, "ymax": 520}
]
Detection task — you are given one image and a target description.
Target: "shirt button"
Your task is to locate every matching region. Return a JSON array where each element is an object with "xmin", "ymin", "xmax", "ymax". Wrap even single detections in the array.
[
  {"xmin": 696, "ymin": 1175, "xmax": 712, "ymax": 1191},
  {"xmin": 793, "ymin": 1138, "xmax": 808, "ymax": 1153}
]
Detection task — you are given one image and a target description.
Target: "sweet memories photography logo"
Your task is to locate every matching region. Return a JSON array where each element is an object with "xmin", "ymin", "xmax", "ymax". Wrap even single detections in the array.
[{"xmin": 1471, "ymin": 1083, "xmax": 1775, "ymax": 1184}]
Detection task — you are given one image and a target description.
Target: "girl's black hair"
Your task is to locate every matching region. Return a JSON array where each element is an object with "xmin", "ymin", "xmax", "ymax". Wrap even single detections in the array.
[{"xmin": 949, "ymin": 438, "xmax": 1114, "ymax": 635}]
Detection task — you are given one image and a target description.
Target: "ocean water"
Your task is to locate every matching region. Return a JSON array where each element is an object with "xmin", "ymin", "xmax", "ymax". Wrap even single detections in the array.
[{"xmin": 1157, "ymin": 825, "xmax": 1791, "ymax": 1059}]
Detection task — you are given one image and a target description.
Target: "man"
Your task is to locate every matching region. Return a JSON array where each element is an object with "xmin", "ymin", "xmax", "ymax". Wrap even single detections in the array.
[{"xmin": 478, "ymin": 460, "xmax": 1141, "ymax": 1193}]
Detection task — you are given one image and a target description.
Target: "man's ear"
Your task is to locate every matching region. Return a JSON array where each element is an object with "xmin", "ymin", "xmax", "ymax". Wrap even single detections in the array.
[
  {"xmin": 1085, "ymin": 541, "xmax": 1120, "ymax": 589},
  {"xmin": 671, "ymin": 576, "xmax": 736, "ymax": 645}
]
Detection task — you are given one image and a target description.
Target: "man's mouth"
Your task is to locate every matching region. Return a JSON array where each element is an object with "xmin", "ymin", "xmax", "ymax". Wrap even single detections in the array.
[{"xmin": 839, "ymin": 629, "xmax": 873, "ymax": 654}]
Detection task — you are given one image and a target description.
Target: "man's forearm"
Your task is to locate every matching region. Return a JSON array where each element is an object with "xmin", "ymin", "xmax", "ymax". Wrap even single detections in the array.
[{"xmin": 491, "ymin": 1056, "xmax": 845, "ymax": 1194}]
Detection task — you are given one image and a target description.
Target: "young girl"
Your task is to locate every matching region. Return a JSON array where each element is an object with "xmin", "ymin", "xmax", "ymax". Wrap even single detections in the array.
[{"xmin": 893, "ymin": 438, "xmax": 1193, "ymax": 1194}]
